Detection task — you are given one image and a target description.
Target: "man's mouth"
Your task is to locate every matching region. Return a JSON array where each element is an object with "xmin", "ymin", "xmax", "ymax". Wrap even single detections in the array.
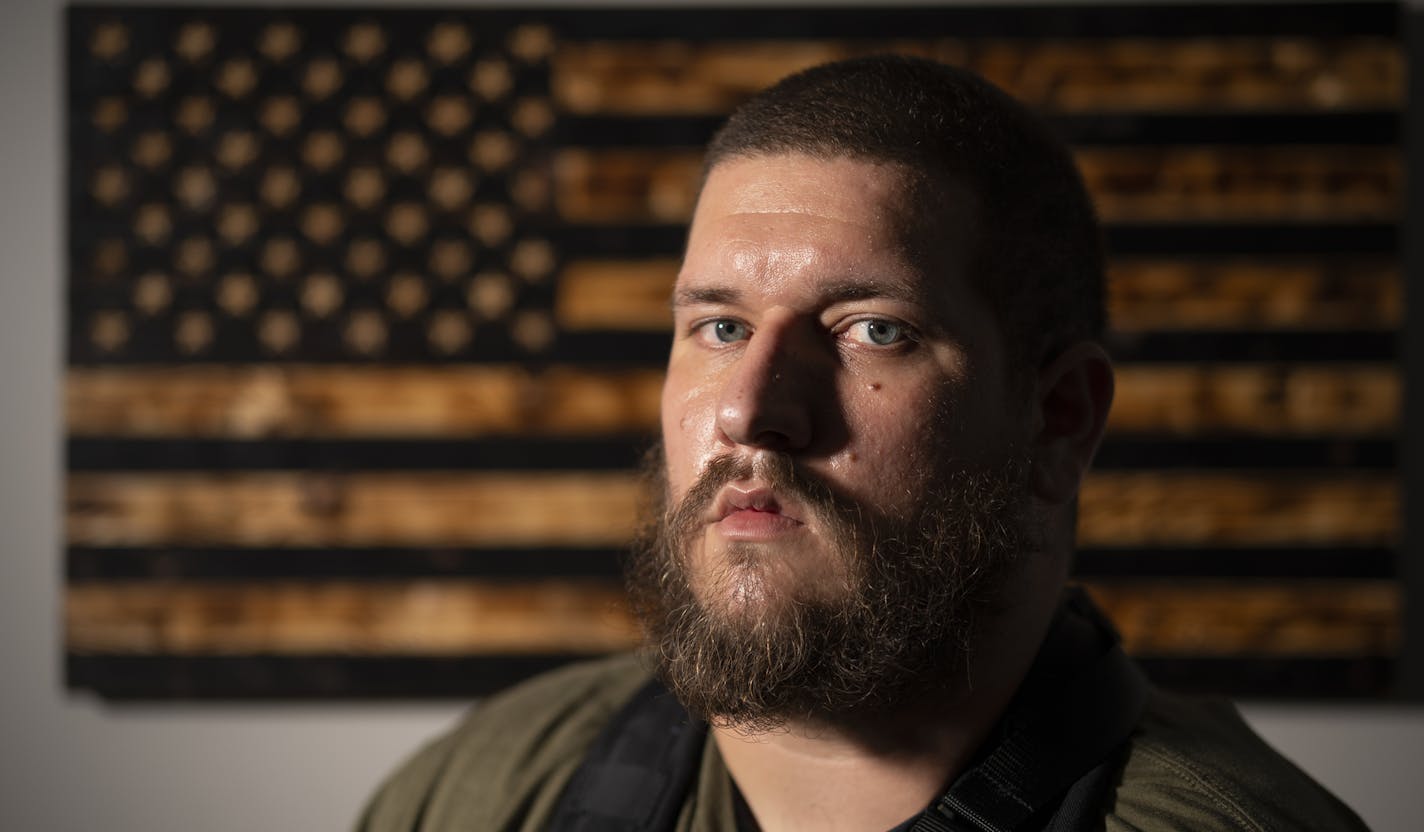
[{"xmin": 709, "ymin": 484, "xmax": 806, "ymax": 540}]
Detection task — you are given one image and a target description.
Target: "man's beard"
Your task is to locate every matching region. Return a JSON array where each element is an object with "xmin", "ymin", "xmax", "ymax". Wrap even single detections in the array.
[{"xmin": 624, "ymin": 445, "xmax": 1036, "ymax": 732}]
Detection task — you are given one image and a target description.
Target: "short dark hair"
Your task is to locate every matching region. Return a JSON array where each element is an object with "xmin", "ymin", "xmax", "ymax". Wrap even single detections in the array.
[{"xmin": 705, "ymin": 54, "xmax": 1105, "ymax": 370}]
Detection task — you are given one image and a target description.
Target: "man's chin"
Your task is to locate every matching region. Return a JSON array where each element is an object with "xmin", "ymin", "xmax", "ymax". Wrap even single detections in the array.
[{"xmin": 692, "ymin": 535, "xmax": 854, "ymax": 612}]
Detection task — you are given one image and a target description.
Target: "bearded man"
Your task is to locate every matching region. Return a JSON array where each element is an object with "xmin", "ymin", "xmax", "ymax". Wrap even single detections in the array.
[{"xmin": 359, "ymin": 55, "xmax": 1369, "ymax": 832}]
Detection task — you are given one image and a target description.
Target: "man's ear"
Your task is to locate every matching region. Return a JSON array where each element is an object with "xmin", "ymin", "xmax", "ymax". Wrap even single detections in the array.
[{"xmin": 1030, "ymin": 341, "xmax": 1114, "ymax": 505}]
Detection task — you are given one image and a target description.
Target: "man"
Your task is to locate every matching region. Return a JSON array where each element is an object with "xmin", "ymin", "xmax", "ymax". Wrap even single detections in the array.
[{"xmin": 359, "ymin": 56, "xmax": 1369, "ymax": 831}]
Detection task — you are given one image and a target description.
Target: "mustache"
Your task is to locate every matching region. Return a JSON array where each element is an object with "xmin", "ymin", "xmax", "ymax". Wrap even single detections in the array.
[{"xmin": 664, "ymin": 453, "xmax": 864, "ymax": 552}]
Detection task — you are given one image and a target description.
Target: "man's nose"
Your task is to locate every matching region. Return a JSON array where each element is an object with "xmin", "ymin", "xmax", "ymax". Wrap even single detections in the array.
[{"xmin": 714, "ymin": 319, "xmax": 819, "ymax": 452}]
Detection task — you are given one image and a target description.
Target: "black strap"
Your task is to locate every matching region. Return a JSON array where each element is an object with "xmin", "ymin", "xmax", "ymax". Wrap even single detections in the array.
[
  {"xmin": 545, "ymin": 678, "xmax": 707, "ymax": 832},
  {"xmin": 909, "ymin": 592, "xmax": 1148, "ymax": 832},
  {"xmin": 549, "ymin": 591, "xmax": 1146, "ymax": 832}
]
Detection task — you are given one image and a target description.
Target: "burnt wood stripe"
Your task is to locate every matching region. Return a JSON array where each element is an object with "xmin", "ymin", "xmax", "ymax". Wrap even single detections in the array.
[
  {"xmin": 557, "ymin": 256, "xmax": 1401, "ymax": 334},
  {"xmin": 551, "ymin": 330, "xmax": 1399, "ymax": 365},
  {"xmin": 71, "ymin": 5, "xmax": 1397, "ymax": 50},
  {"xmin": 559, "ymin": 112, "xmax": 1402, "ymax": 149},
  {"xmin": 65, "ymin": 437, "xmax": 1395, "ymax": 472},
  {"xmin": 66, "ymin": 471, "xmax": 646, "ymax": 548},
  {"xmin": 65, "ymin": 545, "xmax": 1392, "ymax": 583},
  {"xmin": 65, "ymin": 580, "xmax": 641, "ymax": 656},
  {"xmin": 65, "ymin": 436, "xmax": 653, "ymax": 471},
  {"xmin": 65, "ymin": 364, "xmax": 1400, "ymax": 438},
  {"xmin": 65, "ymin": 365, "xmax": 667, "ymax": 438},
  {"xmin": 545, "ymin": 4, "xmax": 1398, "ymax": 40},
  {"xmin": 66, "ymin": 546, "xmax": 627, "ymax": 582},
  {"xmin": 1073, "ymin": 547, "xmax": 1396, "ymax": 580},
  {"xmin": 1104, "ymin": 223, "xmax": 1399, "ymax": 256},
  {"xmin": 63, "ymin": 654, "xmax": 1394, "ymax": 701},
  {"xmin": 1101, "ymin": 330, "xmax": 1396, "ymax": 362},
  {"xmin": 552, "ymin": 223, "xmax": 1398, "ymax": 260},
  {"xmin": 1137, "ymin": 655, "xmax": 1394, "ymax": 699},
  {"xmin": 65, "ymin": 653, "xmax": 591, "ymax": 700},
  {"xmin": 1092, "ymin": 438, "xmax": 1395, "ymax": 469},
  {"xmin": 554, "ymin": 147, "xmax": 1399, "ymax": 226}
]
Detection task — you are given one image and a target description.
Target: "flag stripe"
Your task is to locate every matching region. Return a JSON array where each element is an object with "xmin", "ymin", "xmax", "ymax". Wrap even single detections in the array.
[
  {"xmin": 66, "ymin": 580, "xmax": 638, "ymax": 655},
  {"xmin": 552, "ymin": 147, "xmax": 1401, "ymax": 225},
  {"xmin": 67, "ymin": 364, "xmax": 1399, "ymax": 438},
  {"xmin": 67, "ymin": 472, "xmax": 645, "ymax": 548},
  {"xmin": 1084, "ymin": 581, "xmax": 1400, "ymax": 655},
  {"xmin": 62, "ymin": 653, "xmax": 1396, "ymax": 700},
  {"xmin": 64, "ymin": 437, "xmax": 1395, "ymax": 472},
  {"xmin": 553, "ymin": 222, "xmax": 1399, "ymax": 260},
  {"xmin": 65, "ymin": 545, "xmax": 1395, "ymax": 583},
  {"xmin": 1078, "ymin": 473, "xmax": 1398, "ymax": 547},
  {"xmin": 551, "ymin": 38, "xmax": 1400, "ymax": 116},
  {"xmin": 67, "ymin": 546, "xmax": 628, "ymax": 582},
  {"xmin": 66, "ymin": 365, "xmax": 665, "ymax": 438},
  {"xmin": 1109, "ymin": 365, "xmax": 1399, "ymax": 436},
  {"xmin": 66, "ymin": 471, "xmax": 1395, "ymax": 548},
  {"xmin": 555, "ymin": 257, "xmax": 1402, "ymax": 333},
  {"xmin": 64, "ymin": 579, "xmax": 1397, "ymax": 657}
]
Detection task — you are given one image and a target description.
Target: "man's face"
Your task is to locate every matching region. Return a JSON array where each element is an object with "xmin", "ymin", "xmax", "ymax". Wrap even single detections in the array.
[{"xmin": 631, "ymin": 153, "xmax": 1034, "ymax": 725}]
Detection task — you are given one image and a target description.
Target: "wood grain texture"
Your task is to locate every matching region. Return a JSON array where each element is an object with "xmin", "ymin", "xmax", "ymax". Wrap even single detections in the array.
[
  {"xmin": 1076, "ymin": 147, "xmax": 1399, "ymax": 221},
  {"xmin": 68, "ymin": 364, "xmax": 1397, "ymax": 438},
  {"xmin": 1109, "ymin": 365, "xmax": 1398, "ymax": 436},
  {"xmin": 556, "ymin": 259, "xmax": 678, "ymax": 331},
  {"xmin": 1078, "ymin": 472, "xmax": 1397, "ymax": 546},
  {"xmin": 553, "ymin": 258, "xmax": 1400, "ymax": 333},
  {"xmin": 553, "ymin": 38, "xmax": 1401, "ymax": 115},
  {"xmin": 66, "ymin": 580, "xmax": 637, "ymax": 654},
  {"xmin": 1085, "ymin": 581, "xmax": 1400, "ymax": 655},
  {"xmin": 554, "ymin": 147, "xmax": 1400, "ymax": 225},
  {"xmin": 65, "ymin": 579, "xmax": 1397, "ymax": 657},
  {"xmin": 66, "ymin": 365, "xmax": 665, "ymax": 438},
  {"xmin": 1107, "ymin": 259, "xmax": 1399, "ymax": 330},
  {"xmin": 67, "ymin": 471, "xmax": 1393, "ymax": 548},
  {"xmin": 67, "ymin": 472, "xmax": 645, "ymax": 547}
]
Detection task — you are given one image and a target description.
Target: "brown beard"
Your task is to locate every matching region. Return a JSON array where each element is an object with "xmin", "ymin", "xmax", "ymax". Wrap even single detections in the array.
[{"xmin": 624, "ymin": 445, "xmax": 1035, "ymax": 732}]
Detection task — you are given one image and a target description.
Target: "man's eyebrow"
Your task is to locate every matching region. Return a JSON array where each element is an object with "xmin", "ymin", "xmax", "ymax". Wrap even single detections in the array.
[
  {"xmin": 819, "ymin": 278, "xmax": 931, "ymax": 307},
  {"xmin": 671, "ymin": 286, "xmax": 741, "ymax": 309},
  {"xmin": 671, "ymin": 279, "xmax": 934, "ymax": 311}
]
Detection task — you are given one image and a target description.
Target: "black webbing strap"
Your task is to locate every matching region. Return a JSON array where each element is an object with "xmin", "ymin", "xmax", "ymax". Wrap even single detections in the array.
[
  {"xmin": 909, "ymin": 592, "xmax": 1148, "ymax": 832},
  {"xmin": 549, "ymin": 591, "xmax": 1146, "ymax": 832},
  {"xmin": 545, "ymin": 678, "xmax": 707, "ymax": 832}
]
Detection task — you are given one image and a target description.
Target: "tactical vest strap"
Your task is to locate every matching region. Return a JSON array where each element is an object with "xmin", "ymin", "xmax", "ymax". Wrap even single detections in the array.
[
  {"xmin": 909, "ymin": 593, "xmax": 1148, "ymax": 832},
  {"xmin": 545, "ymin": 677, "xmax": 706, "ymax": 832}
]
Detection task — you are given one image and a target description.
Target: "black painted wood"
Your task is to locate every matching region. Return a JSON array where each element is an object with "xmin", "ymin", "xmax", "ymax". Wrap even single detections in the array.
[
  {"xmin": 65, "ymin": 653, "xmax": 1395, "ymax": 701},
  {"xmin": 64, "ymin": 437, "xmax": 1395, "ymax": 471},
  {"xmin": 1399, "ymin": 4, "xmax": 1424, "ymax": 700}
]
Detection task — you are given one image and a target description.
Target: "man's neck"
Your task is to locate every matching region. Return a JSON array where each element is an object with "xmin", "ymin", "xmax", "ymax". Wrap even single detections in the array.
[
  {"xmin": 712, "ymin": 590, "xmax": 1061, "ymax": 832},
  {"xmin": 712, "ymin": 696, "xmax": 1002, "ymax": 832}
]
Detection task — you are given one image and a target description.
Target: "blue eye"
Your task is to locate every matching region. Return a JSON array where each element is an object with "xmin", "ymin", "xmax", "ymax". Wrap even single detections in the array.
[
  {"xmin": 851, "ymin": 319, "xmax": 905, "ymax": 346},
  {"xmin": 711, "ymin": 319, "xmax": 748, "ymax": 343}
]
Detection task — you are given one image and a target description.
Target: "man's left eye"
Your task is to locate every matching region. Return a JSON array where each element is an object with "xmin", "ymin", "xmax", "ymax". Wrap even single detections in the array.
[{"xmin": 848, "ymin": 319, "xmax": 907, "ymax": 346}]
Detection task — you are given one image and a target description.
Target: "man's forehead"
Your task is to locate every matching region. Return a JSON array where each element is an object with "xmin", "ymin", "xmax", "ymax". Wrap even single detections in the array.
[
  {"xmin": 692, "ymin": 153, "xmax": 920, "ymax": 224},
  {"xmin": 679, "ymin": 152, "xmax": 977, "ymax": 309}
]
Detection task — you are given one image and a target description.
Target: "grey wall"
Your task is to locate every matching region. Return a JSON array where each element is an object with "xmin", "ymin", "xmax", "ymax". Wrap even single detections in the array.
[{"xmin": 3, "ymin": 0, "xmax": 1421, "ymax": 829}]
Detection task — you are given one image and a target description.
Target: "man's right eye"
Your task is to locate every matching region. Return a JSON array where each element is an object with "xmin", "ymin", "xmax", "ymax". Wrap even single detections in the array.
[{"xmin": 700, "ymin": 319, "xmax": 749, "ymax": 344}]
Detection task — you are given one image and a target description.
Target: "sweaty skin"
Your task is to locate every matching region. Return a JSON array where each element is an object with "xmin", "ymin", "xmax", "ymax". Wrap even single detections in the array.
[
  {"xmin": 664, "ymin": 154, "xmax": 1015, "ymax": 616},
  {"xmin": 660, "ymin": 154, "xmax": 1070, "ymax": 832}
]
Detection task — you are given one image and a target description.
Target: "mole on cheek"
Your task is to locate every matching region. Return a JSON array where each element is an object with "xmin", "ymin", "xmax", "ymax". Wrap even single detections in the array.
[{"xmin": 867, "ymin": 382, "xmax": 882, "ymax": 392}]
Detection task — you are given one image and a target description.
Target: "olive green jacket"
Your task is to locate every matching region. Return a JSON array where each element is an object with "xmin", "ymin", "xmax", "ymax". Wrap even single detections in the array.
[{"xmin": 357, "ymin": 653, "xmax": 1369, "ymax": 831}]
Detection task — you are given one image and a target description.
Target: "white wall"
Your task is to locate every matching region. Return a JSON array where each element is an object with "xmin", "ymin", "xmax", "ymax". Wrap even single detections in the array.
[{"xmin": 3, "ymin": 0, "xmax": 1421, "ymax": 829}]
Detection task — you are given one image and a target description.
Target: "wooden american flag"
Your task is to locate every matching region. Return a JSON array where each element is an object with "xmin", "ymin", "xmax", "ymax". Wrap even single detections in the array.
[{"xmin": 66, "ymin": 4, "xmax": 1401, "ymax": 698}]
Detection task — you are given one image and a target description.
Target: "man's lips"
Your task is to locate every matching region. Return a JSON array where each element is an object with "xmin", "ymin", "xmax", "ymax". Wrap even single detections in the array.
[{"xmin": 708, "ymin": 484, "xmax": 806, "ymax": 540}]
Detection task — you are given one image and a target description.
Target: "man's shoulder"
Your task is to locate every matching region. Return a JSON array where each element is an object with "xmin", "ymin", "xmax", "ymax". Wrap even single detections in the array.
[
  {"xmin": 1108, "ymin": 687, "xmax": 1369, "ymax": 832},
  {"xmin": 357, "ymin": 652, "xmax": 653, "ymax": 832}
]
